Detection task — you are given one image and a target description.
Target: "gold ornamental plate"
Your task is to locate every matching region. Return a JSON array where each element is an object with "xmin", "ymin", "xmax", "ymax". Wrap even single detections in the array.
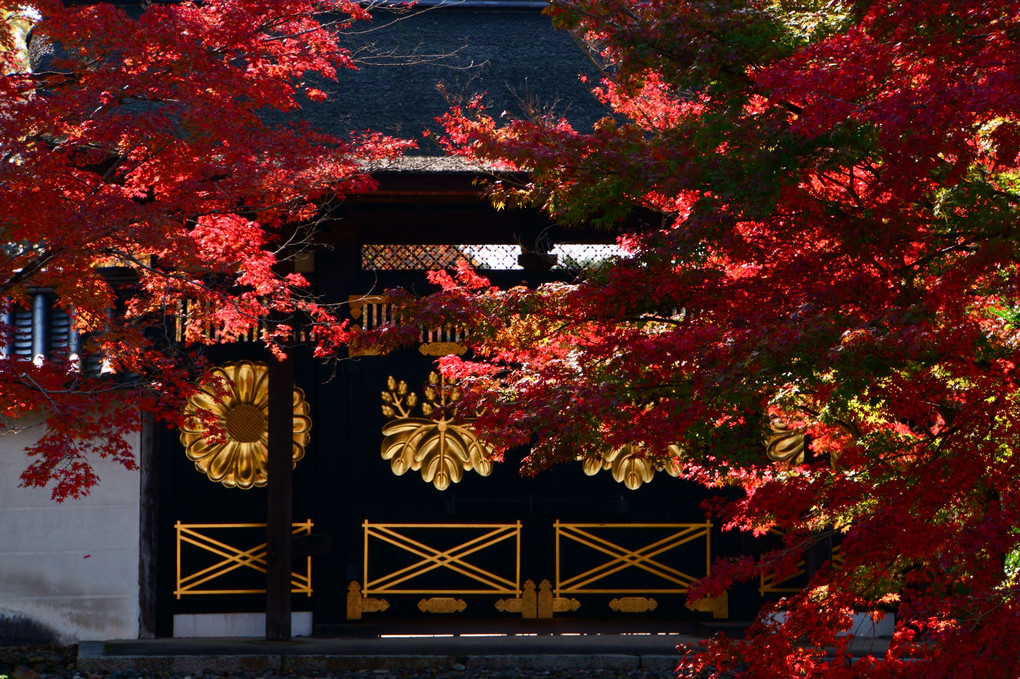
[{"xmin": 180, "ymin": 360, "xmax": 311, "ymax": 489}]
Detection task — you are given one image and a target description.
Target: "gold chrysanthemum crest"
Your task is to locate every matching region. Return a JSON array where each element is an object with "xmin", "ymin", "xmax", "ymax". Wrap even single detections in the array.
[
  {"xmin": 180, "ymin": 360, "xmax": 311, "ymax": 489},
  {"xmin": 380, "ymin": 372, "xmax": 493, "ymax": 490}
]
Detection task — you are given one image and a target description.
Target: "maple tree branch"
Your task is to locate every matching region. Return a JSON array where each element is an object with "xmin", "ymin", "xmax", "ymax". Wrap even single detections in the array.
[
  {"xmin": 0, "ymin": 248, "xmax": 60, "ymax": 298},
  {"xmin": 636, "ymin": 314, "xmax": 684, "ymax": 326},
  {"xmin": 790, "ymin": 403, "xmax": 862, "ymax": 442},
  {"xmin": 13, "ymin": 369, "xmax": 133, "ymax": 397},
  {"xmin": 896, "ymin": 239, "xmax": 979, "ymax": 278}
]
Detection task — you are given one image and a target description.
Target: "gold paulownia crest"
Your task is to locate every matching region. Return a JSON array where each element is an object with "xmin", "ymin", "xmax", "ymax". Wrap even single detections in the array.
[
  {"xmin": 380, "ymin": 371, "xmax": 493, "ymax": 490},
  {"xmin": 579, "ymin": 443, "xmax": 682, "ymax": 490},
  {"xmin": 180, "ymin": 360, "xmax": 312, "ymax": 489},
  {"xmin": 765, "ymin": 419, "xmax": 807, "ymax": 465},
  {"xmin": 765, "ymin": 418, "xmax": 844, "ymax": 470}
]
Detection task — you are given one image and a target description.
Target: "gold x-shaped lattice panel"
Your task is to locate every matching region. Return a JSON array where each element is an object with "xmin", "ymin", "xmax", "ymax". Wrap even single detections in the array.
[
  {"xmin": 175, "ymin": 521, "xmax": 313, "ymax": 598},
  {"xmin": 554, "ymin": 521, "xmax": 712, "ymax": 596},
  {"xmin": 759, "ymin": 544, "xmax": 844, "ymax": 595},
  {"xmin": 362, "ymin": 521, "xmax": 521, "ymax": 597}
]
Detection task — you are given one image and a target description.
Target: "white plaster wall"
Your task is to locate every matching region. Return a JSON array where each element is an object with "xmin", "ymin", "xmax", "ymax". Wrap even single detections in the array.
[{"xmin": 0, "ymin": 421, "xmax": 141, "ymax": 642}]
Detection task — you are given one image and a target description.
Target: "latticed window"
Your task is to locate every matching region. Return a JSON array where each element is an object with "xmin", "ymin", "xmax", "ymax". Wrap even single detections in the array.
[
  {"xmin": 361, "ymin": 243, "xmax": 623, "ymax": 272},
  {"xmin": 1, "ymin": 291, "xmax": 79, "ymax": 362},
  {"xmin": 552, "ymin": 244, "xmax": 625, "ymax": 274},
  {"xmin": 361, "ymin": 244, "xmax": 478, "ymax": 271}
]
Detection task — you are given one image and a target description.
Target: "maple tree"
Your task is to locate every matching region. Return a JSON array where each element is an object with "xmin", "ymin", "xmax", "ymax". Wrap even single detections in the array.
[
  {"xmin": 0, "ymin": 0, "xmax": 408, "ymax": 499},
  {"xmin": 377, "ymin": 1, "xmax": 1020, "ymax": 676}
]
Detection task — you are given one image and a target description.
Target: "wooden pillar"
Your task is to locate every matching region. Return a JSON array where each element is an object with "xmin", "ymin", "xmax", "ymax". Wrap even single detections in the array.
[
  {"xmin": 138, "ymin": 412, "xmax": 159, "ymax": 638},
  {"xmin": 266, "ymin": 350, "xmax": 294, "ymax": 640},
  {"xmin": 805, "ymin": 532, "xmax": 833, "ymax": 582},
  {"xmin": 31, "ymin": 290, "xmax": 50, "ymax": 361}
]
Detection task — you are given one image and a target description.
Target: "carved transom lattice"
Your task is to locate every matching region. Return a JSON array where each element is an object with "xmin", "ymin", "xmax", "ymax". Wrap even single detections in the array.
[{"xmin": 349, "ymin": 295, "xmax": 468, "ymax": 357}]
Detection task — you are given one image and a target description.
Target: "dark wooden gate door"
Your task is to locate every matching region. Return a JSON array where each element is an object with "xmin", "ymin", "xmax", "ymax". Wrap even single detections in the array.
[
  {"xmin": 313, "ymin": 347, "xmax": 751, "ymax": 631},
  {"xmin": 155, "ymin": 220, "xmax": 767, "ymax": 635}
]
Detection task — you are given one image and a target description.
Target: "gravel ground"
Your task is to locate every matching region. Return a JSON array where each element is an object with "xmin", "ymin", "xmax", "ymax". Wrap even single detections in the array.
[
  {"xmin": 1, "ymin": 645, "xmax": 77, "ymax": 678},
  {"xmin": 0, "ymin": 646, "xmax": 677, "ymax": 679}
]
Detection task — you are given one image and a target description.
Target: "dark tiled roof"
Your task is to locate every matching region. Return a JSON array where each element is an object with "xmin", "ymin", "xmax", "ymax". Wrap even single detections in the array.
[
  {"xmin": 305, "ymin": 6, "xmax": 608, "ymax": 152},
  {"xmin": 33, "ymin": 4, "xmax": 609, "ymax": 157}
]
